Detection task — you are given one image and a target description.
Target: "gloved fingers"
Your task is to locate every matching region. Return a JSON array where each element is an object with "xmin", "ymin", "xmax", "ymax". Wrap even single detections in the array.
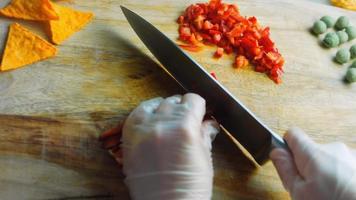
[
  {"xmin": 270, "ymin": 148, "xmax": 302, "ymax": 192},
  {"xmin": 201, "ymin": 119, "xmax": 220, "ymax": 150},
  {"xmin": 181, "ymin": 93, "xmax": 206, "ymax": 122},
  {"xmin": 167, "ymin": 95, "xmax": 183, "ymax": 104},
  {"xmin": 129, "ymin": 97, "xmax": 164, "ymax": 123},
  {"xmin": 156, "ymin": 95, "xmax": 182, "ymax": 114},
  {"xmin": 137, "ymin": 97, "xmax": 164, "ymax": 114},
  {"xmin": 284, "ymin": 127, "xmax": 317, "ymax": 178}
]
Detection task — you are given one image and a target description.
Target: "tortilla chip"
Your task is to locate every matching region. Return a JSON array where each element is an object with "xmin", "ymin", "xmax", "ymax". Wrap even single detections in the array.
[
  {"xmin": 331, "ymin": 0, "xmax": 356, "ymax": 11},
  {"xmin": 0, "ymin": 0, "xmax": 59, "ymax": 21},
  {"xmin": 45, "ymin": 4, "xmax": 94, "ymax": 44},
  {"xmin": 0, "ymin": 23, "xmax": 57, "ymax": 71}
]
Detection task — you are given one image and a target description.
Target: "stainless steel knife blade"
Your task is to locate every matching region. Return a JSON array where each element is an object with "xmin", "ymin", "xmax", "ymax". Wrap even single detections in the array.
[{"xmin": 121, "ymin": 6, "xmax": 287, "ymax": 165}]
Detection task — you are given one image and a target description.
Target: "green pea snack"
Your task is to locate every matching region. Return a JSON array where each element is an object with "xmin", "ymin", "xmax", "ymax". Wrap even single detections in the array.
[
  {"xmin": 351, "ymin": 45, "xmax": 356, "ymax": 59},
  {"xmin": 320, "ymin": 16, "xmax": 335, "ymax": 28},
  {"xmin": 312, "ymin": 20, "xmax": 327, "ymax": 35},
  {"xmin": 323, "ymin": 32, "xmax": 340, "ymax": 48},
  {"xmin": 346, "ymin": 68, "xmax": 356, "ymax": 83},
  {"xmin": 345, "ymin": 26, "xmax": 356, "ymax": 41},
  {"xmin": 351, "ymin": 61, "xmax": 356, "ymax": 69},
  {"xmin": 335, "ymin": 48, "xmax": 350, "ymax": 64},
  {"xmin": 336, "ymin": 31, "xmax": 348, "ymax": 44},
  {"xmin": 335, "ymin": 16, "xmax": 349, "ymax": 30}
]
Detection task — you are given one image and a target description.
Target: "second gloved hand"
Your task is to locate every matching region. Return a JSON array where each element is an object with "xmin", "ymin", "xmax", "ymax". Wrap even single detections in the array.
[
  {"xmin": 270, "ymin": 128, "xmax": 356, "ymax": 200},
  {"xmin": 122, "ymin": 93, "xmax": 219, "ymax": 200}
]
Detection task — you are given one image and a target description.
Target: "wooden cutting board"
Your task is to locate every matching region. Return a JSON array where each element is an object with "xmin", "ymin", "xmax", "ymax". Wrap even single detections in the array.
[{"xmin": 0, "ymin": 0, "xmax": 355, "ymax": 199}]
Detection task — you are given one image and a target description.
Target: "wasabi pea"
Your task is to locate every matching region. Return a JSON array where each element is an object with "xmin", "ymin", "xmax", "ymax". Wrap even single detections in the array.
[
  {"xmin": 323, "ymin": 32, "xmax": 339, "ymax": 48},
  {"xmin": 350, "ymin": 60, "xmax": 356, "ymax": 68},
  {"xmin": 312, "ymin": 20, "xmax": 327, "ymax": 35},
  {"xmin": 336, "ymin": 31, "xmax": 349, "ymax": 44},
  {"xmin": 351, "ymin": 45, "xmax": 356, "ymax": 59},
  {"xmin": 335, "ymin": 16, "xmax": 349, "ymax": 30},
  {"xmin": 345, "ymin": 26, "xmax": 356, "ymax": 41},
  {"xmin": 346, "ymin": 68, "xmax": 356, "ymax": 83},
  {"xmin": 335, "ymin": 48, "xmax": 350, "ymax": 64},
  {"xmin": 320, "ymin": 16, "xmax": 335, "ymax": 28}
]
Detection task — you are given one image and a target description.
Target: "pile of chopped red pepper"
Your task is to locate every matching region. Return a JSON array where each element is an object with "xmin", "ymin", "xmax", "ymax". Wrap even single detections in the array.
[{"xmin": 177, "ymin": 0, "xmax": 285, "ymax": 83}]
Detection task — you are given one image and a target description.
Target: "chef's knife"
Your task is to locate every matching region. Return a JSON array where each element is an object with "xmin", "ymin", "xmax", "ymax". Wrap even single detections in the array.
[{"xmin": 121, "ymin": 6, "xmax": 288, "ymax": 165}]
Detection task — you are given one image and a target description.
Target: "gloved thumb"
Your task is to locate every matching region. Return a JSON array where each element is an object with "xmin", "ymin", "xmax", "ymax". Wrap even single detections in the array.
[
  {"xmin": 283, "ymin": 127, "xmax": 317, "ymax": 178},
  {"xmin": 201, "ymin": 119, "xmax": 220, "ymax": 150},
  {"xmin": 270, "ymin": 127, "xmax": 317, "ymax": 192},
  {"xmin": 270, "ymin": 148, "xmax": 301, "ymax": 192}
]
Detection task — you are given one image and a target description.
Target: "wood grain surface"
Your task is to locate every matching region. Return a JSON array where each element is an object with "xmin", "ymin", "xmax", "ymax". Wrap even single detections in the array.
[{"xmin": 0, "ymin": 0, "xmax": 355, "ymax": 199}]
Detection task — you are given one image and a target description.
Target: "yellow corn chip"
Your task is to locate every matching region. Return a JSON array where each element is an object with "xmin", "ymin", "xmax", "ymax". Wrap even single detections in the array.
[
  {"xmin": 331, "ymin": 0, "xmax": 356, "ymax": 11},
  {"xmin": 0, "ymin": 0, "xmax": 59, "ymax": 21},
  {"xmin": 45, "ymin": 4, "xmax": 94, "ymax": 45},
  {"xmin": 0, "ymin": 23, "xmax": 57, "ymax": 71}
]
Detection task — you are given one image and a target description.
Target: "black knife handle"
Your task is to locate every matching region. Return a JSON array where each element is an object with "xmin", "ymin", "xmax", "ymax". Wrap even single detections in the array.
[{"xmin": 255, "ymin": 132, "xmax": 290, "ymax": 165}]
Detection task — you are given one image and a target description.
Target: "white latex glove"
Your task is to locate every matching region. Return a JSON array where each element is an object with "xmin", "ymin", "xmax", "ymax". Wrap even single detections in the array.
[
  {"xmin": 270, "ymin": 128, "xmax": 356, "ymax": 200},
  {"xmin": 122, "ymin": 93, "xmax": 219, "ymax": 200}
]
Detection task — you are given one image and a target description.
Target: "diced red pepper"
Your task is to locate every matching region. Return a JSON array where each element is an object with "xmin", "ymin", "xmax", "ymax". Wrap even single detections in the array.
[
  {"xmin": 255, "ymin": 65, "xmax": 267, "ymax": 73},
  {"xmin": 227, "ymin": 25, "xmax": 244, "ymax": 37},
  {"xmin": 224, "ymin": 45, "xmax": 233, "ymax": 54},
  {"xmin": 210, "ymin": 71, "xmax": 218, "ymax": 79},
  {"xmin": 213, "ymin": 33, "xmax": 222, "ymax": 43},
  {"xmin": 177, "ymin": 15, "xmax": 185, "ymax": 24},
  {"xmin": 189, "ymin": 33, "xmax": 199, "ymax": 44},
  {"xmin": 194, "ymin": 15, "xmax": 205, "ymax": 30},
  {"xmin": 235, "ymin": 55, "xmax": 249, "ymax": 68},
  {"xmin": 214, "ymin": 47, "xmax": 224, "ymax": 58},
  {"xmin": 179, "ymin": 26, "xmax": 191, "ymax": 40},
  {"xmin": 203, "ymin": 20, "xmax": 214, "ymax": 30},
  {"xmin": 179, "ymin": 44, "xmax": 202, "ymax": 52},
  {"xmin": 177, "ymin": 0, "xmax": 285, "ymax": 83}
]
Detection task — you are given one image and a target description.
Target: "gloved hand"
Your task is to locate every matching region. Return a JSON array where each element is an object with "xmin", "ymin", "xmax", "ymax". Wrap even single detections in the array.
[
  {"xmin": 270, "ymin": 128, "xmax": 356, "ymax": 200},
  {"xmin": 121, "ymin": 93, "xmax": 219, "ymax": 200}
]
